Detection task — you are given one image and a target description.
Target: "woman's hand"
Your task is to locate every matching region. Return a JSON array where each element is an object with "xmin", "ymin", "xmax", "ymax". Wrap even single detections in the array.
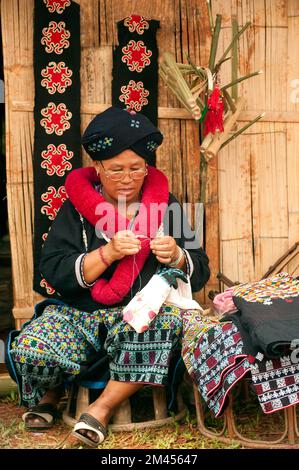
[
  {"xmin": 105, "ymin": 230, "xmax": 141, "ymax": 261},
  {"xmin": 150, "ymin": 236, "xmax": 179, "ymax": 265}
]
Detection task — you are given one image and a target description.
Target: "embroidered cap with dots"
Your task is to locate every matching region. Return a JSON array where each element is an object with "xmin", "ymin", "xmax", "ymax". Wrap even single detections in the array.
[{"xmin": 82, "ymin": 106, "xmax": 163, "ymax": 162}]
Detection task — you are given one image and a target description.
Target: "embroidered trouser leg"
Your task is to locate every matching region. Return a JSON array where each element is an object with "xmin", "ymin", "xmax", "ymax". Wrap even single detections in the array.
[
  {"xmin": 103, "ymin": 304, "xmax": 185, "ymax": 385},
  {"xmin": 9, "ymin": 304, "xmax": 103, "ymax": 407}
]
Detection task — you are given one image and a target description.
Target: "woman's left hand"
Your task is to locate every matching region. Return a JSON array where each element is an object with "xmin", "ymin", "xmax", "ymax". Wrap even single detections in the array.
[{"xmin": 150, "ymin": 236, "xmax": 179, "ymax": 264}]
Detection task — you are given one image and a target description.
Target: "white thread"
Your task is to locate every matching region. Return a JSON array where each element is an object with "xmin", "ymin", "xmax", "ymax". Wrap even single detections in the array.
[{"xmin": 130, "ymin": 253, "xmax": 142, "ymax": 298}]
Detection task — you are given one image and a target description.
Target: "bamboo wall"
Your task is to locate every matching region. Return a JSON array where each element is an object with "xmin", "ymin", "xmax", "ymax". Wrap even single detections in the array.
[
  {"xmin": 214, "ymin": 0, "xmax": 299, "ymax": 283},
  {"xmin": 1, "ymin": 0, "xmax": 299, "ymax": 327}
]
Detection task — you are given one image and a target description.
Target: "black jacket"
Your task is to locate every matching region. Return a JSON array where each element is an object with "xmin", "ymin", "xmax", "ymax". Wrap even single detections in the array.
[{"xmin": 39, "ymin": 193, "xmax": 210, "ymax": 312}]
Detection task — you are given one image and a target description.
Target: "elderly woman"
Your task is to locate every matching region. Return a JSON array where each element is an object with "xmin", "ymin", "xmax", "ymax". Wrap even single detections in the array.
[{"xmin": 7, "ymin": 107, "xmax": 210, "ymax": 447}]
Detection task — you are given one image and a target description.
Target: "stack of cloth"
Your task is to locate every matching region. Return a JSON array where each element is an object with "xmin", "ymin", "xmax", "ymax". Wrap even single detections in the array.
[{"xmin": 182, "ymin": 273, "xmax": 299, "ymax": 416}]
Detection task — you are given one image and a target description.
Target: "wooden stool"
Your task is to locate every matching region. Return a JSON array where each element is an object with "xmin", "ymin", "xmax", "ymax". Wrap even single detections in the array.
[
  {"xmin": 193, "ymin": 382, "xmax": 299, "ymax": 448},
  {"xmin": 63, "ymin": 383, "xmax": 187, "ymax": 431}
]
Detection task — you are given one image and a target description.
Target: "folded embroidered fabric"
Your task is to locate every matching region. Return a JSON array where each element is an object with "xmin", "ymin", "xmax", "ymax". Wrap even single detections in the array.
[{"xmin": 123, "ymin": 268, "xmax": 202, "ymax": 333}]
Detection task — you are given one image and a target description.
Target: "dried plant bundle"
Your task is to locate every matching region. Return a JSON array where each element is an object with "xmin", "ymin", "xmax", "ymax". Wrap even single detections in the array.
[{"xmin": 158, "ymin": 11, "xmax": 264, "ymax": 202}]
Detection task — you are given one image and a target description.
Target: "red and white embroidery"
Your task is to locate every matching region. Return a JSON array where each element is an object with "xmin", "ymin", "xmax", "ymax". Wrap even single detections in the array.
[
  {"xmin": 43, "ymin": 0, "xmax": 71, "ymax": 14},
  {"xmin": 123, "ymin": 15, "xmax": 149, "ymax": 35},
  {"xmin": 122, "ymin": 40, "xmax": 152, "ymax": 73},
  {"xmin": 41, "ymin": 21, "xmax": 70, "ymax": 55},
  {"xmin": 40, "ymin": 102, "xmax": 72, "ymax": 136},
  {"xmin": 42, "ymin": 232, "xmax": 49, "ymax": 242},
  {"xmin": 41, "ymin": 185, "xmax": 67, "ymax": 220},
  {"xmin": 40, "ymin": 278, "xmax": 55, "ymax": 295},
  {"xmin": 41, "ymin": 143, "xmax": 73, "ymax": 176},
  {"xmin": 41, "ymin": 62, "xmax": 73, "ymax": 94},
  {"xmin": 119, "ymin": 80, "xmax": 149, "ymax": 111}
]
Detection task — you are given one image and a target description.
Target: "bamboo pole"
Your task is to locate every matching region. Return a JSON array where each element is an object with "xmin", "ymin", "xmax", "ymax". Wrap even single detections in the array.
[
  {"xmin": 209, "ymin": 14, "xmax": 222, "ymax": 71},
  {"xmin": 220, "ymin": 113, "xmax": 265, "ymax": 149},
  {"xmin": 215, "ymin": 21, "xmax": 251, "ymax": 70},
  {"xmin": 221, "ymin": 71, "xmax": 262, "ymax": 92},
  {"xmin": 231, "ymin": 16, "xmax": 238, "ymax": 101}
]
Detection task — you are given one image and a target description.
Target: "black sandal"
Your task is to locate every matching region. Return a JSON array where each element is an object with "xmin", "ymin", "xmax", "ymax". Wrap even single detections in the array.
[
  {"xmin": 22, "ymin": 403, "xmax": 58, "ymax": 431},
  {"xmin": 72, "ymin": 413, "xmax": 107, "ymax": 447}
]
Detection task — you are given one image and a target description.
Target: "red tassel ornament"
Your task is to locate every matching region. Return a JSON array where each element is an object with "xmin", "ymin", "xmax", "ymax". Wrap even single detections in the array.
[{"xmin": 203, "ymin": 85, "xmax": 224, "ymax": 136}]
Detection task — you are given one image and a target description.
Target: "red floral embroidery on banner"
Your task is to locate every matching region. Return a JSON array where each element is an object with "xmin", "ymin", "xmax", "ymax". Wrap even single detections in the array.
[
  {"xmin": 41, "ymin": 21, "xmax": 70, "ymax": 55},
  {"xmin": 41, "ymin": 185, "xmax": 67, "ymax": 220},
  {"xmin": 42, "ymin": 232, "xmax": 49, "ymax": 242},
  {"xmin": 41, "ymin": 62, "xmax": 73, "ymax": 94},
  {"xmin": 119, "ymin": 80, "xmax": 149, "ymax": 111},
  {"xmin": 41, "ymin": 144, "xmax": 73, "ymax": 176},
  {"xmin": 123, "ymin": 15, "xmax": 149, "ymax": 35},
  {"xmin": 40, "ymin": 102, "xmax": 72, "ymax": 136},
  {"xmin": 43, "ymin": 0, "xmax": 71, "ymax": 14},
  {"xmin": 122, "ymin": 40, "xmax": 152, "ymax": 73},
  {"xmin": 40, "ymin": 278, "xmax": 56, "ymax": 295}
]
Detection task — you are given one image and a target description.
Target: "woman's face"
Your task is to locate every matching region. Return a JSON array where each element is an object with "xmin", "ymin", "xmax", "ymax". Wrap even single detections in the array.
[{"xmin": 94, "ymin": 149, "xmax": 147, "ymax": 204}]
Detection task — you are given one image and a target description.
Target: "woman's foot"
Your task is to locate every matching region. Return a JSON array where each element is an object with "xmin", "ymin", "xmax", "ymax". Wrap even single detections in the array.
[
  {"xmin": 72, "ymin": 380, "xmax": 142, "ymax": 446},
  {"xmin": 23, "ymin": 385, "xmax": 64, "ymax": 430},
  {"xmin": 72, "ymin": 412, "xmax": 108, "ymax": 447},
  {"xmin": 74, "ymin": 402, "xmax": 111, "ymax": 445}
]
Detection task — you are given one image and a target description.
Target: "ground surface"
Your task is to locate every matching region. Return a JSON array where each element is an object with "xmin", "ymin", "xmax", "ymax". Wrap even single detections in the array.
[
  {"xmin": 0, "ymin": 395, "xmax": 234, "ymax": 449},
  {"xmin": 0, "ymin": 388, "xmax": 296, "ymax": 450}
]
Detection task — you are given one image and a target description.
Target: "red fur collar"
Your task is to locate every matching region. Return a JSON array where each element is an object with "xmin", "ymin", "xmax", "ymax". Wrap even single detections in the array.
[{"xmin": 65, "ymin": 166, "xmax": 169, "ymax": 305}]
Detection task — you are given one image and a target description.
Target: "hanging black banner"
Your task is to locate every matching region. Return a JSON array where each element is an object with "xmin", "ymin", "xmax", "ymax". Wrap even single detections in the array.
[
  {"xmin": 112, "ymin": 15, "xmax": 160, "ymax": 139},
  {"xmin": 33, "ymin": 0, "xmax": 81, "ymax": 297}
]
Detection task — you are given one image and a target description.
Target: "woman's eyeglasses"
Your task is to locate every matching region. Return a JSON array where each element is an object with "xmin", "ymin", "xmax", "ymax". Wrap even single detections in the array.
[{"xmin": 99, "ymin": 161, "xmax": 148, "ymax": 181}]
